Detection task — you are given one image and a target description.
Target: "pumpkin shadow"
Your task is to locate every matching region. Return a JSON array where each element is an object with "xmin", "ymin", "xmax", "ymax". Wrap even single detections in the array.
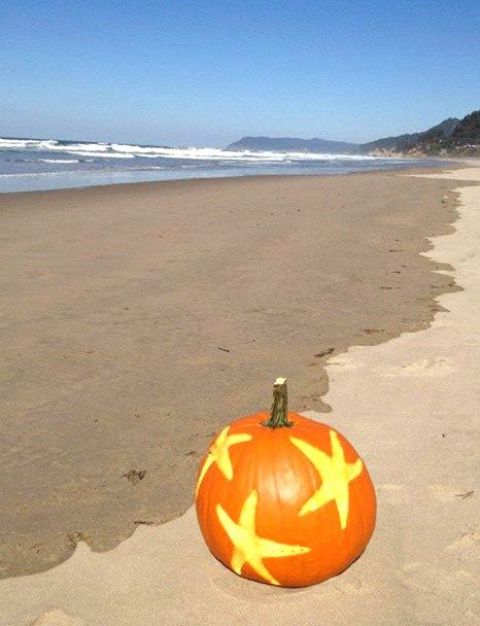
[
  {"xmin": 210, "ymin": 547, "xmax": 367, "ymax": 602},
  {"xmin": 207, "ymin": 538, "xmax": 314, "ymax": 599},
  {"xmin": 210, "ymin": 569, "xmax": 311, "ymax": 601}
]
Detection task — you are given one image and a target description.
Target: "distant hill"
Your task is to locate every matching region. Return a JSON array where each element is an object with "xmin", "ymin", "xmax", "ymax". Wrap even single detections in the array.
[
  {"xmin": 373, "ymin": 110, "xmax": 480, "ymax": 155},
  {"xmin": 450, "ymin": 110, "xmax": 480, "ymax": 145},
  {"xmin": 226, "ymin": 110, "xmax": 480, "ymax": 157},
  {"xmin": 360, "ymin": 118, "xmax": 459, "ymax": 154},
  {"xmin": 226, "ymin": 136, "xmax": 360, "ymax": 154}
]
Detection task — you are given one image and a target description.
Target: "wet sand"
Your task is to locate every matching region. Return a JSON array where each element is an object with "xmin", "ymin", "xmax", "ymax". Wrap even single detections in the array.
[{"xmin": 0, "ymin": 169, "xmax": 466, "ymax": 578}]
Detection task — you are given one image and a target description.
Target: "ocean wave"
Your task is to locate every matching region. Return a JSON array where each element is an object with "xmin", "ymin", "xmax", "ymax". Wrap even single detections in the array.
[
  {"xmin": 39, "ymin": 158, "xmax": 80, "ymax": 164},
  {"xmin": 41, "ymin": 142, "xmax": 111, "ymax": 153},
  {"xmin": 0, "ymin": 172, "xmax": 62, "ymax": 178},
  {"xmin": 0, "ymin": 136, "xmax": 385, "ymax": 163},
  {"xmin": 66, "ymin": 150, "xmax": 135, "ymax": 159},
  {"xmin": 109, "ymin": 143, "xmax": 380, "ymax": 162},
  {"xmin": 0, "ymin": 138, "xmax": 47, "ymax": 149}
]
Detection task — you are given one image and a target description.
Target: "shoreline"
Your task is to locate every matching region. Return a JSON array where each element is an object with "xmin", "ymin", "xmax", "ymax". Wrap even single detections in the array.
[
  {"xmin": 0, "ymin": 165, "xmax": 478, "ymax": 624},
  {"xmin": 0, "ymin": 159, "xmax": 466, "ymax": 197},
  {"xmin": 0, "ymin": 166, "xmax": 471, "ymax": 580}
]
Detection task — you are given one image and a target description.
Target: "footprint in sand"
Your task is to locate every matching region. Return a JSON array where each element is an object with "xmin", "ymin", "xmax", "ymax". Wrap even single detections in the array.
[
  {"xmin": 444, "ymin": 529, "xmax": 480, "ymax": 554},
  {"xmin": 400, "ymin": 561, "xmax": 474, "ymax": 596},
  {"xmin": 402, "ymin": 358, "xmax": 454, "ymax": 375},
  {"xmin": 333, "ymin": 578, "xmax": 371, "ymax": 595},
  {"xmin": 28, "ymin": 609, "xmax": 84, "ymax": 626},
  {"xmin": 376, "ymin": 483, "xmax": 407, "ymax": 506},
  {"xmin": 380, "ymin": 357, "xmax": 454, "ymax": 378},
  {"xmin": 428, "ymin": 484, "xmax": 475, "ymax": 504}
]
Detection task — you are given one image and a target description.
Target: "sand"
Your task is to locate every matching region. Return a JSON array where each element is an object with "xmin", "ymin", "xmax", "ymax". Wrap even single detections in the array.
[
  {"xmin": 0, "ymin": 165, "xmax": 478, "ymax": 624},
  {"xmin": 0, "ymin": 171, "xmax": 465, "ymax": 578},
  {"xmin": 0, "ymin": 170, "xmax": 467, "ymax": 579}
]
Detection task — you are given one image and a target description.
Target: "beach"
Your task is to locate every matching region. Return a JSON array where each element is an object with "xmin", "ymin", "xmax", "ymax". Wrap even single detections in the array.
[{"xmin": 1, "ymin": 165, "xmax": 479, "ymax": 625}]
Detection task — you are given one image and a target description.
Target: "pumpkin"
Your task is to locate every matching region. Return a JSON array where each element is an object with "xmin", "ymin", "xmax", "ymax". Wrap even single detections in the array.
[{"xmin": 195, "ymin": 378, "xmax": 376, "ymax": 587}]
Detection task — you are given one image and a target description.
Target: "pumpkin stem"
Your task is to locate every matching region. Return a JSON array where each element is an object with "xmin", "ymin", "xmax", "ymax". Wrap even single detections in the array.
[{"xmin": 263, "ymin": 377, "xmax": 293, "ymax": 428}]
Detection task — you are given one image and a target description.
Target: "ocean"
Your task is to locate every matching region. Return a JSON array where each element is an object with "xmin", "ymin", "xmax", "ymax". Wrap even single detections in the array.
[{"xmin": 0, "ymin": 137, "xmax": 445, "ymax": 193}]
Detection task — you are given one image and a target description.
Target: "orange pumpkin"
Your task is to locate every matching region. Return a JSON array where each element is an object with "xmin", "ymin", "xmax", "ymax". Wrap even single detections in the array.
[{"xmin": 195, "ymin": 378, "xmax": 376, "ymax": 587}]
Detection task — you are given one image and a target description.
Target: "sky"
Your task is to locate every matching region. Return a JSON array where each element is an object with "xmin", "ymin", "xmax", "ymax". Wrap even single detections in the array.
[{"xmin": 1, "ymin": 0, "xmax": 480, "ymax": 147}]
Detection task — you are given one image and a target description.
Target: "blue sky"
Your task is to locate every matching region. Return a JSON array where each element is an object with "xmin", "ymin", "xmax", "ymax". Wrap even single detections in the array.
[{"xmin": 1, "ymin": 0, "xmax": 479, "ymax": 146}]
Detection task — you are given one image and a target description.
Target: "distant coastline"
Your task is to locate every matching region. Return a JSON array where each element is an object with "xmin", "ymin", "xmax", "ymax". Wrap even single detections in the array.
[
  {"xmin": 2, "ymin": 108, "xmax": 477, "ymax": 193},
  {"xmin": 227, "ymin": 109, "xmax": 480, "ymax": 157}
]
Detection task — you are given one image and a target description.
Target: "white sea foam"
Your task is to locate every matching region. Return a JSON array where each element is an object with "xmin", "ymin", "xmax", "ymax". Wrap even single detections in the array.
[
  {"xmin": 66, "ymin": 151, "xmax": 135, "ymax": 159},
  {"xmin": 42, "ymin": 142, "xmax": 111, "ymax": 153},
  {"xmin": 109, "ymin": 144, "xmax": 382, "ymax": 162},
  {"xmin": 0, "ymin": 136, "xmax": 387, "ymax": 163},
  {"xmin": 39, "ymin": 158, "xmax": 80, "ymax": 164},
  {"xmin": 0, "ymin": 138, "xmax": 45, "ymax": 149}
]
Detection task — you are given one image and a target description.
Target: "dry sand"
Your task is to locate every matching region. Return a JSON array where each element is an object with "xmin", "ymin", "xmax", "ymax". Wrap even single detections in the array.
[
  {"xmin": 0, "ymin": 171, "xmax": 464, "ymax": 578},
  {"xmin": 0, "ymin": 165, "xmax": 478, "ymax": 624}
]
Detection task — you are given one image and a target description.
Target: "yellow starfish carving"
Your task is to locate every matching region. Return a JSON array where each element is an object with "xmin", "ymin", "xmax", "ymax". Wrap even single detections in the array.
[
  {"xmin": 216, "ymin": 490, "xmax": 311, "ymax": 585},
  {"xmin": 290, "ymin": 430, "xmax": 363, "ymax": 529},
  {"xmin": 195, "ymin": 426, "xmax": 252, "ymax": 497}
]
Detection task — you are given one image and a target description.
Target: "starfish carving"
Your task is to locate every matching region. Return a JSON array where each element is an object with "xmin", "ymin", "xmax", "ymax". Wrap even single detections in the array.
[
  {"xmin": 290, "ymin": 430, "xmax": 363, "ymax": 529},
  {"xmin": 195, "ymin": 426, "xmax": 252, "ymax": 496},
  {"xmin": 216, "ymin": 490, "xmax": 311, "ymax": 585}
]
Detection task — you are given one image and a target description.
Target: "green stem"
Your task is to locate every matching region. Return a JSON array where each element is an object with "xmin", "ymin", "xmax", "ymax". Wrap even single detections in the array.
[{"xmin": 263, "ymin": 377, "xmax": 293, "ymax": 428}]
